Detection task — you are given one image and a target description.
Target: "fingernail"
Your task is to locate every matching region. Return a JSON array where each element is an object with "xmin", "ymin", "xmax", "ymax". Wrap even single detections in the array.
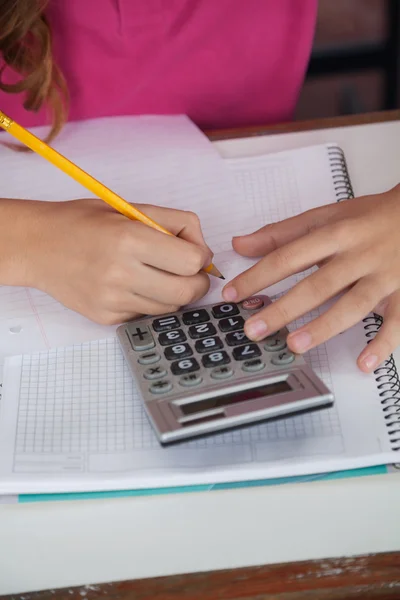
[
  {"xmin": 245, "ymin": 319, "xmax": 268, "ymax": 340},
  {"xmin": 360, "ymin": 354, "xmax": 378, "ymax": 372},
  {"xmin": 288, "ymin": 331, "xmax": 312, "ymax": 353},
  {"xmin": 223, "ymin": 286, "xmax": 238, "ymax": 302}
]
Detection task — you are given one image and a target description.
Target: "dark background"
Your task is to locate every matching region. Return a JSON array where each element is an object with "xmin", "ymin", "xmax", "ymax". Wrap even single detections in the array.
[{"xmin": 296, "ymin": 0, "xmax": 399, "ymax": 120}]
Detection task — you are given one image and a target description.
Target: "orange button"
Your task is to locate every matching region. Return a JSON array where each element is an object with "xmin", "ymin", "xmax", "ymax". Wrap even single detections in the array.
[{"xmin": 242, "ymin": 297, "xmax": 264, "ymax": 310}]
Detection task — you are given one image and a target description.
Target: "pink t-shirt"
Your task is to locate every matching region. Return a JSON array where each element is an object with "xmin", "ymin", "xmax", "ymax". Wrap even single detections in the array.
[{"xmin": 0, "ymin": 0, "xmax": 317, "ymax": 129}]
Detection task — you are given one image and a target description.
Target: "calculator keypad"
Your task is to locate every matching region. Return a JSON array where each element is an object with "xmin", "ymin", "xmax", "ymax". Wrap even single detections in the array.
[{"xmin": 123, "ymin": 296, "xmax": 298, "ymax": 397}]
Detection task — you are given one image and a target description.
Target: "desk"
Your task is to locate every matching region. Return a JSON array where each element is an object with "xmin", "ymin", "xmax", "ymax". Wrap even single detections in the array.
[{"xmin": 1, "ymin": 112, "xmax": 400, "ymax": 598}]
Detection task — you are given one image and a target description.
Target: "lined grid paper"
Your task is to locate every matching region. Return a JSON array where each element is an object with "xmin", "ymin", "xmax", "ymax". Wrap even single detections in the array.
[{"xmin": 13, "ymin": 332, "xmax": 339, "ymax": 459}]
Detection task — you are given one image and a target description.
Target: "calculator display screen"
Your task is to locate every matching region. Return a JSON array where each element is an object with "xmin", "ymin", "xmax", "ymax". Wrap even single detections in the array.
[{"xmin": 180, "ymin": 380, "xmax": 292, "ymax": 416}]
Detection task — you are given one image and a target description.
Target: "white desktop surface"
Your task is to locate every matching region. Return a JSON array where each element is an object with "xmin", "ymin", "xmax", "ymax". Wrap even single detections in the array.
[{"xmin": 1, "ymin": 120, "xmax": 400, "ymax": 595}]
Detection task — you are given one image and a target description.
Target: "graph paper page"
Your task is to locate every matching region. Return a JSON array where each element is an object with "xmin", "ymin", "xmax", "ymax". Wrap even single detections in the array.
[{"xmin": 0, "ymin": 310, "xmax": 395, "ymax": 495}]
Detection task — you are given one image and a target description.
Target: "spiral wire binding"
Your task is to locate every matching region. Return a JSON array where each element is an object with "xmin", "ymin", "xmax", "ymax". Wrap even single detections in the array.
[{"xmin": 327, "ymin": 145, "xmax": 400, "ymax": 451}]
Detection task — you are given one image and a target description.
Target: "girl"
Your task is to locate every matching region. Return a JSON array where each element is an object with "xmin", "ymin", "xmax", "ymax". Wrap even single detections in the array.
[{"xmin": 1, "ymin": 0, "xmax": 399, "ymax": 372}]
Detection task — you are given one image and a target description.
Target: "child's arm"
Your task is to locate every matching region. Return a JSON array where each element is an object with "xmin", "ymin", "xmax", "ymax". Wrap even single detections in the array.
[
  {"xmin": 0, "ymin": 198, "xmax": 211, "ymax": 323},
  {"xmin": 223, "ymin": 185, "xmax": 400, "ymax": 372}
]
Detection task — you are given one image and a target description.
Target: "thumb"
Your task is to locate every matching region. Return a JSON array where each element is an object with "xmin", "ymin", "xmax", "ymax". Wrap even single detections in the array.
[{"xmin": 232, "ymin": 204, "xmax": 336, "ymax": 258}]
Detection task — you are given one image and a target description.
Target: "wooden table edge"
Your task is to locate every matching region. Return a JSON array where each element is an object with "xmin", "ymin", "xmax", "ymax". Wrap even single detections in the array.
[{"xmin": 6, "ymin": 110, "xmax": 400, "ymax": 600}]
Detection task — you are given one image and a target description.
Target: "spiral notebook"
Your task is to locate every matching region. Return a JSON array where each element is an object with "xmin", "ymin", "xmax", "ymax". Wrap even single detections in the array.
[{"xmin": 0, "ymin": 137, "xmax": 399, "ymax": 496}]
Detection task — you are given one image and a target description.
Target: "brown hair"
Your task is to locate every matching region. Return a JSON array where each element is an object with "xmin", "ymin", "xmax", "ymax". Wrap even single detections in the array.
[{"xmin": 0, "ymin": 0, "xmax": 68, "ymax": 144}]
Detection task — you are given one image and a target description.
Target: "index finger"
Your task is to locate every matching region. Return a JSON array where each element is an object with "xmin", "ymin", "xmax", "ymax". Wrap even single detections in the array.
[
  {"xmin": 135, "ymin": 204, "xmax": 212, "ymax": 255},
  {"xmin": 223, "ymin": 226, "xmax": 338, "ymax": 302}
]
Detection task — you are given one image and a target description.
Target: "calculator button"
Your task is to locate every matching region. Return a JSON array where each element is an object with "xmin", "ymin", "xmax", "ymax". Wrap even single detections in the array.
[
  {"xmin": 144, "ymin": 366, "xmax": 167, "ymax": 380},
  {"xmin": 179, "ymin": 373, "xmax": 203, "ymax": 387},
  {"xmin": 158, "ymin": 329, "xmax": 186, "ymax": 346},
  {"xmin": 138, "ymin": 352, "xmax": 161, "ymax": 365},
  {"xmin": 271, "ymin": 351, "xmax": 295, "ymax": 366},
  {"xmin": 219, "ymin": 316, "xmax": 245, "ymax": 333},
  {"xmin": 149, "ymin": 380, "xmax": 173, "ymax": 395},
  {"xmin": 212, "ymin": 303, "xmax": 239, "ymax": 319},
  {"xmin": 225, "ymin": 331, "xmax": 250, "ymax": 346},
  {"xmin": 171, "ymin": 358, "xmax": 200, "ymax": 376},
  {"xmin": 188, "ymin": 322, "xmax": 217, "ymax": 339},
  {"xmin": 264, "ymin": 337, "xmax": 287, "ymax": 352},
  {"xmin": 242, "ymin": 297, "xmax": 264, "ymax": 311},
  {"xmin": 195, "ymin": 336, "xmax": 223, "ymax": 353},
  {"xmin": 211, "ymin": 366, "xmax": 234, "ymax": 380},
  {"xmin": 242, "ymin": 358, "xmax": 265, "ymax": 373},
  {"xmin": 129, "ymin": 326, "xmax": 155, "ymax": 351},
  {"xmin": 182, "ymin": 309, "xmax": 210, "ymax": 325},
  {"xmin": 202, "ymin": 351, "xmax": 231, "ymax": 368},
  {"xmin": 232, "ymin": 344, "xmax": 262, "ymax": 361},
  {"xmin": 164, "ymin": 343, "xmax": 193, "ymax": 361},
  {"xmin": 152, "ymin": 316, "xmax": 180, "ymax": 332}
]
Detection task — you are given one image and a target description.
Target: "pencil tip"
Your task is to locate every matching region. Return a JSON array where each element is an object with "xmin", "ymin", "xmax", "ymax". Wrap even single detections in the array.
[{"xmin": 219, "ymin": 275, "xmax": 225, "ymax": 280}]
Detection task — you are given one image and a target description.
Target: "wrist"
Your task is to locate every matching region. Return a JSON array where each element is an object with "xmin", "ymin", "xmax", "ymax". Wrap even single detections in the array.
[{"xmin": 0, "ymin": 198, "xmax": 48, "ymax": 287}]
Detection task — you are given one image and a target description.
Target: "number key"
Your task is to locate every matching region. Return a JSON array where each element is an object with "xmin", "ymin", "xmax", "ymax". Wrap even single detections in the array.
[
  {"xmin": 158, "ymin": 329, "xmax": 186, "ymax": 346},
  {"xmin": 212, "ymin": 303, "xmax": 239, "ymax": 319},
  {"xmin": 232, "ymin": 344, "xmax": 261, "ymax": 361},
  {"xmin": 219, "ymin": 316, "xmax": 244, "ymax": 332},
  {"xmin": 164, "ymin": 343, "xmax": 193, "ymax": 361},
  {"xmin": 195, "ymin": 336, "xmax": 223, "ymax": 353},
  {"xmin": 171, "ymin": 358, "xmax": 200, "ymax": 376},
  {"xmin": 225, "ymin": 330, "xmax": 250, "ymax": 346},
  {"xmin": 188, "ymin": 322, "xmax": 217, "ymax": 339},
  {"xmin": 202, "ymin": 351, "xmax": 230, "ymax": 368}
]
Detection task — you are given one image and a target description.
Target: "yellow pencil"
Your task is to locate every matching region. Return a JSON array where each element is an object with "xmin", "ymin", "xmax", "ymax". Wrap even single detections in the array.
[{"xmin": 0, "ymin": 111, "xmax": 223, "ymax": 279}]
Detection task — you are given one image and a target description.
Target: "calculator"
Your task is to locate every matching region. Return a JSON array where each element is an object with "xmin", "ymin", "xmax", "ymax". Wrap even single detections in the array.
[{"xmin": 117, "ymin": 296, "xmax": 334, "ymax": 444}]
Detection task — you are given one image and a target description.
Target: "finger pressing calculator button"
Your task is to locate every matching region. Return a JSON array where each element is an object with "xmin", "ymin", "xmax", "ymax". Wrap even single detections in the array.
[
  {"xmin": 158, "ymin": 329, "xmax": 186, "ymax": 346},
  {"xmin": 149, "ymin": 380, "xmax": 173, "ymax": 395},
  {"xmin": 271, "ymin": 351, "xmax": 295, "ymax": 366},
  {"xmin": 242, "ymin": 296, "xmax": 264, "ymax": 311},
  {"xmin": 195, "ymin": 336, "xmax": 223, "ymax": 353},
  {"xmin": 164, "ymin": 343, "xmax": 193, "ymax": 361},
  {"xmin": 144, "ymin": 366, "xmax": 167, "ymax": 380},
  {"xmin": 202, "ymin": 351, "xmax": 231, "ymax": 368},
  {"xmin": 219, "ymin": 316, "xmax": 244, "ymax": 332},
  {"xmin": 264, "ymin": 337, "xmax": 287, "ymax": 352},
  {"xmin": 182, "ymin": 309, "xmax": 210, "ymax": 325},
  {"xmin": 210, "ymin": 366, "xmax": 234, "ymax": 380},
  {"xmin": 128, "ymin": 326, "xmax": 155, "ymax": 351},
  {"xmin": 152, "ymin": 316, "xmax": 180, "ymax": 332},
  {"xmin": 225, "ymin": 331, "xmax": 250, "ymax": 346},
  {"xmin": 232, "ymin": 344, "xmax": 262, "ymax": 361},
  {"xmin": 138, "ymin": 352, "xmax": 161, "ymax": 365},
  {"xmin": 242, "ymin": 358, "xmax": 265, "ymax": 373},
  {"xmin": 188, "ymin": 322, "xmax": 217, "ymax": 339},
  {"xmin": 171, "ymin": 358, "xmax": 200, "ymax": 376},
  {"xmin": 212, "ymin": 303, "xmax": 239, "ymax": 319},
  {"xmin": 179, "ymin": 373, "xmax": 203, "ymax": 387}
]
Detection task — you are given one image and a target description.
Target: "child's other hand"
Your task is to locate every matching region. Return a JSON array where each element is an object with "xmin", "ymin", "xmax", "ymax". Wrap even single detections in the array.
[
  {"xmin": 223, "ymin": 186, "xmax": 400, "ymax": 372},
  {"xmin": 29, "ymin": 199, "xmax": 211, "ymax": 324}
]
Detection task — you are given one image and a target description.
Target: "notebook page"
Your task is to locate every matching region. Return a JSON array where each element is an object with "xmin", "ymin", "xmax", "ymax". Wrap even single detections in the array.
[
  {"xmin": 0, "ymin": 312, "xmax": 395, "ymax": 495},
  {"xmin": 0, "ymin": 124, "xmax": 336, "ymax": 368}
]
